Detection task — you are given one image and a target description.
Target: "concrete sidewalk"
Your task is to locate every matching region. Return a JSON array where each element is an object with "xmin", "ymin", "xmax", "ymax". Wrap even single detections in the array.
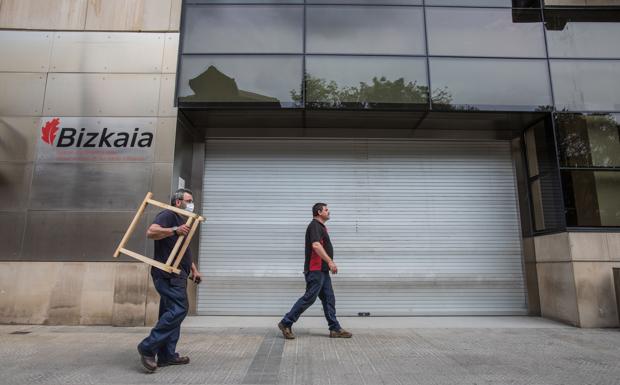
[{"xmin": 1, "ymin": 317, "xmax": 619, "ymax": 385}]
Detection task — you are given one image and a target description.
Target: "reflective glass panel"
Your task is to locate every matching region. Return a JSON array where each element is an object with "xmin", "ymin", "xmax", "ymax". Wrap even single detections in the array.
[
  {"xmin": 308, "ymin": 0, "xmax": 421, "ymax": 3},
  {"xmin": 557, "ymin": 113, "xmax": 620, "ymax": 168},
  {"xmin": 562, "ymin": 170, "xmax": 620, "ymax": 227},
  {"xmin": 545, "ymin": 0, "xmax": 618, "ymax": 5},
  {"xmin": 187, "ymin": 0, "xmax": 302, "ymax": 3},
  {"xmin": 426, "ymin": 8, "xmax": 545, "ymax": 58},
  {"xmin": 545, "ymin": 10, "xmax": 620, "ymax": 58},
  {"xmin": 306, "ymin": 6, "xmax": 425, "ymax": 55},
  {"xmin": 426, "ymin": 0, "xmax": 539, "ymax": 6},
  {"xmin": 530, "ymin": 179, "xmax": 545, "ymax": 231},
  {"xmin": 305, "ymin": 56, "xmax": 428, "ymax": 107},
  {"xmin": 178, "ymin": 56, "xmax": 302, "ymax": 107},
  {"xmin": 430, "ymin": 58, "xmax": 552, "ymax": 110},
  {"xmin": 551, "ymin": 60, "xmax": 620, "ymax": 111},
  {"xmin": 183, "ymin": 5, "xmax": 303, "ymax": 53}
]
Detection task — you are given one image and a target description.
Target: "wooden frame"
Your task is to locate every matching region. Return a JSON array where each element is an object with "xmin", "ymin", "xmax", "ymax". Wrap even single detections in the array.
[{"xmin": 113, "ymin": 192, "xmax": 205, "ymax": 274}]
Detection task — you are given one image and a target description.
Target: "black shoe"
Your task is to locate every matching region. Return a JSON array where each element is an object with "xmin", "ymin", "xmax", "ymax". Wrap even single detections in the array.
[
  {"xmin": 137, "ymin": 346, "xmax": 157, "ymax": 373},
  {"xmin": 158, "ymin": 355, "xmax": 190, "ymax": 367}
]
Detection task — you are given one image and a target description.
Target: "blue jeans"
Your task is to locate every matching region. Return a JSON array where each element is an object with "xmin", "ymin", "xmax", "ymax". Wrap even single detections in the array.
[
  {"xmin": 138, "ymin": 275, "xmax": 188, "ymax": 362},
  {"xmin": 281, "ymin": 271, "xmax": 341, "ymax": 331}
]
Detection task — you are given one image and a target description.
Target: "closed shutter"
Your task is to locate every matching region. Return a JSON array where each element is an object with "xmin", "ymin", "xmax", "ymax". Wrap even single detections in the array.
[{"xmin": 198, "ymin": 139, "xmax": 526, "ymax": 315}]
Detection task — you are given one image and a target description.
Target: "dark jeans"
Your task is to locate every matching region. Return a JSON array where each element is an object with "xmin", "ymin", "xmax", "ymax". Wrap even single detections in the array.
[
  {"xmin": 281, "ymin": 271, "xmax": 341, "ymax": 331},
  {"xmin": 138, "ymin": 275, "xmax": 188, "ymax": 362}
]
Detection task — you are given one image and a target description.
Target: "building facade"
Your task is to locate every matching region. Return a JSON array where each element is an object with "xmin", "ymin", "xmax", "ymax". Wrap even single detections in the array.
[{"xmin": 1, "ymin": 0, "xmax": 619, "ymax": 327}]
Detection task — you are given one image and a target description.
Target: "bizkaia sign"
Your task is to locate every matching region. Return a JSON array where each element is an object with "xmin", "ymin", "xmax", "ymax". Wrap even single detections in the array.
[{"xmin": 38, "ymin": 117, "xmax": 155, "ymax": 162}]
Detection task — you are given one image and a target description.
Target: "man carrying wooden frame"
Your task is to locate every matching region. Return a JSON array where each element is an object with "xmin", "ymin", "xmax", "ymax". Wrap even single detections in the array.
[{"xmin": 129, "ymin": 188, "xmax": 203, "ymax": 373}]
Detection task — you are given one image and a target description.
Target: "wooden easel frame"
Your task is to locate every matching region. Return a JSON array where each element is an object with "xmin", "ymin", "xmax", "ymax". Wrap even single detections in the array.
[{"xmin": 113, "ymin": 192, "xmax": 205, "ymax": 274}]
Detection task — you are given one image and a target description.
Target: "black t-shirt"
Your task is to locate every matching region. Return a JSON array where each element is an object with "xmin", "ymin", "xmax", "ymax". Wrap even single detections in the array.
[
  {"xmin": 304, "ymin": 219, "xmax": 333, "ymax": 272},
  {"xmin": 151, "ymin": 210, "xmax": 192, "ymax": 279}
]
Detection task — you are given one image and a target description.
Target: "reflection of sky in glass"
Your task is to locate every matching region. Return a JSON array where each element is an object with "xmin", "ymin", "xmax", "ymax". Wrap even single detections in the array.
[
  {"xmin": 308, "ymin": 0, "xmax": 421, "ymax": 4},
  {"xmin": 430, "ymin": 58, "xmax": 551, "ymax": 109},
  {"xmin": 425, "ymin": 0, "xmax": 533, "ymax": 6},
  {"xmin": 426, "ymin": 8, "xmax": 545, "ymax": 57},
  {"xmin": 307, "ymin": 6, "xmax": 425, "ymax": 55},
  {"xmin": 179, "ymin": 56, "xmax": 302, "ymax": 104},
  {"xmin": 183, "ymin": 5, "xmax": 303, "ymax": 53},
  {"xmin": 551, "ymin": 60, "xmax": 620, "ymax": 111},
  {"xmin": 547, "ymin": 21, "xmax": 620, "ymax": 58},
  {"xmin": 192, "ymin": 0, "xmax": 302, "ymax": 3},
  {"xmin": 306, "ymin": 56, "xmax": 427, "ymax": 90}
]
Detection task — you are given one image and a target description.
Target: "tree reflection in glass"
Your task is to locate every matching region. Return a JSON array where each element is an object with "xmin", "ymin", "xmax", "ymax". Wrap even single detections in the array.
[
  {"xmin": 292, "ymin": 73, "xmax": 437, "ymax": 108},
  {"xmin": 557, "ymin": 114, "xmax": 620, "ymax": 168}
]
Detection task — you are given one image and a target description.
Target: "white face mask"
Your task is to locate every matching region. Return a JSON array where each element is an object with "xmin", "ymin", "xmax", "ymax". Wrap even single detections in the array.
[{"xmin": 185, "ymin": 202, "xmax": 194, "ymax": 213}]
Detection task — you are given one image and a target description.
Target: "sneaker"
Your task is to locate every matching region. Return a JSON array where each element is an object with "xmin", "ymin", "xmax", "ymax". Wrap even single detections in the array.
[
  {"xmin": 137, "ymin": 346, "xmax": 157, "ymax": 373},
  {"xmin": 158, "ymin": 355, "xmax": 190, "ymax": 367},
  {"xmin": 278, "ymin": 321, "xmax": 295, "ymax": 339},
  {"xmin": 329, "ymin": 329, "xmax": 353, "ymax": 338}
]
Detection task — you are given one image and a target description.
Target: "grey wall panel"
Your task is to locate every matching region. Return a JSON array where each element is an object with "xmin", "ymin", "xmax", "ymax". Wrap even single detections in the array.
[
  {"xmin": 85, "ymin": 0, "xmax": 172, "ymax": 31},
  {"xmin": 0, "ymin": 73, "xmax": 46, "ymax": 116},
  {"xmin": 150, "ymin": 162, "xmax": 173, "ymax": 204},
  {"xmin": 0, "ymin": 163, "xmax": 32, "ymax": 210},
  {"xmin": 30, "ymin": 162, "xmax": 152, "ymax": 210},
  {"xmin": 21, "ymin": 211, "xmax": 147, "ymax": 262},
  {"xmin": 0, "ymin": 0, "xmax": 87, "ymax": 30},
  {"xmin": 43, "ymin": 74, "xmax": 161, "ymax": 117},
  {"xmin": 155, "ymin": 118, "xmax": 175, "ymax": 162},
  {"xmin": 50, "ymin": 32, "xmax": 165, "ymax": 73},
  {"xmin": 0, "ymin": 211, "xmax": 26, "ymax": 260},
  {"xmin": 162, "ymin": 33, "xmax": 179, "ymax": 73},
  {"xmin": 158, "ymin": 75, "xmax": 177, "ymax": 117},
  {"xmin": 169, "ymin": 0, "xmax": 182, "ymax": 31},
  {"xmin": 0, "ymin": 31, "xmax": 52, "ymax": 72},
  {"xmin": 0, "ymin": 117, "xmax": 39, "ymax": 162}
]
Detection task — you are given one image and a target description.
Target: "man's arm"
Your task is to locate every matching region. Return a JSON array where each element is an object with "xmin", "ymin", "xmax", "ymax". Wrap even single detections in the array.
[
  {"xmin": 146, "ymin": 223, "xmax": 190, "ymax": 240},
  {"xmin": 190, "ymin": 262, "xmax": 202, "ymax": 284},
  {"xmin": 312, "ymin": 242, "xmax": 338, "ymax": 274}
]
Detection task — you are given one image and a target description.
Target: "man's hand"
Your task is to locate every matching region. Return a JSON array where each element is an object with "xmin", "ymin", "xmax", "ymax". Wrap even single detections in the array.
[
  {"xmin": 190, "ymin": 264, "xmax": 202, "ymax": 284},
  {"xmin": 175, "ymin": 224, "xmax": 191, "ymax": 236},
  {"xmin": 328, "ymin": 261, "xmax": 338, "ymax": 274}
]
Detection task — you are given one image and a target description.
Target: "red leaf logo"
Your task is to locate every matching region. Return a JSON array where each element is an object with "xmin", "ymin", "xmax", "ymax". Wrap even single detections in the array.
[{"xmin": 41, "ymin": 118, "xmax": 60, "ymax": 145}]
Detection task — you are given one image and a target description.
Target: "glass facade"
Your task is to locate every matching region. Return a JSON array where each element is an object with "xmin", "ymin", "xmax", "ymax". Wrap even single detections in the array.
[{"xmin": 178, "ymin": 1, "xmax": 620, "ymax": 230}]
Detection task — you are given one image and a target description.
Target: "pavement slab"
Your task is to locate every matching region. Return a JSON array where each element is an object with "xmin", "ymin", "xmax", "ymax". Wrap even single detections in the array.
[{"xmin": 1, "ymin": 317, "xmax": 619, "ymax": 385}]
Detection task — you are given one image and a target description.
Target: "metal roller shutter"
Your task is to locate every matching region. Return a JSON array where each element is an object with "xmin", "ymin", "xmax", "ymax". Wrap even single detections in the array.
[{"xmin": 198, "ymin": 139, "xmax": 527, "ymax": 316}]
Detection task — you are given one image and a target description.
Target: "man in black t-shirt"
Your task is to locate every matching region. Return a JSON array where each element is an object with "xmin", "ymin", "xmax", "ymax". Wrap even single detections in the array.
[
  {"xmin": 278, "ymin": 203, "xmax": 352, "ymax": 339},
  {"xmin": 137, "ymin": 189, "xmax": 202, "ymax": 373}
]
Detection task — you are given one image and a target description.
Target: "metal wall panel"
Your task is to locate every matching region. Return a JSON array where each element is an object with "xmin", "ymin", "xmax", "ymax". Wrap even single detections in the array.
[
  {"xmin": 169, "ymin": 0, "xmax": 182, "ymax": 31},
  {"xmin": 158, "ymin": 75, "xmax": 177, "ymax": 117},
  {"xmin": 162, "ymin": 33, "xmax": 179, "ymax": 73},
  {"xmin": 155, "ymin": 118, "xmax": 176, "ymax": 162},
  {"xmin": 43, "ymin": 74, "xmax": 161, "ymax": 117},
  {"xmin": 0, "ymin": 73, "xmax": 46, "ymax": 116},
  {"xmin": 30, "ymin": 162, "xmax": 152, "ymax": 210},
  {"xmin": 0, "ymin": 211, "xmax": 26, "ymax": 260},
  {"xmin": 21, "ymin": 211, "xmax": 147, "ymax": 262},
  {"xmin": 50, "ymin": 32, "xmax": 165, "ymax": 73},
  {"xmin": 0, "ymin": 31, "xmax": 52, "ymax": 72},
  {"xmin": 198, "ymin": 139, "xmax": 527, "ymax": 316},
  {"xmin": 0, "ymin": 117, "xmax": 39, "ymax": 162},
  {"xmin": 0, "ymin": 0, "xmax": 87, "ymax": 30},
  {"xmin": 85, "ymin": 0, "xmax": 172, "ymax": 31},
  {"xmin": 0, "ymin": 163, "xmax": 32, "ymax": 211},
  {"xmin": 150, "ymin": 162, "xmax": 173, "ymax": 204}
]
